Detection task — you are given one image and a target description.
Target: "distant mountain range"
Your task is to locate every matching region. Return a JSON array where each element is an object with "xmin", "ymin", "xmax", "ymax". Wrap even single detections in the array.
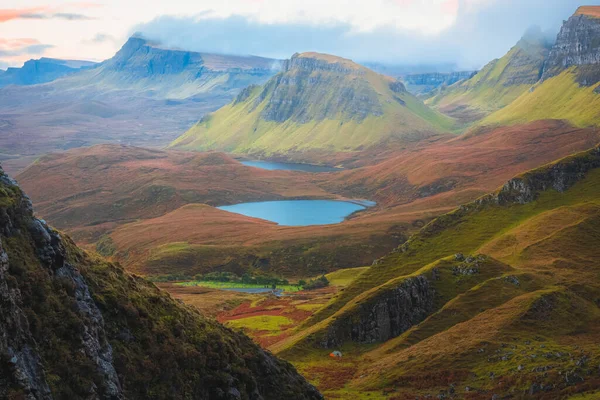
[
  {"xmin": 0, "ymin": 57, "xmax": 96, "ymax": 88},
  {"xmin": 0, "ymin": 36, "xmax": 280, "ymax": 174}
]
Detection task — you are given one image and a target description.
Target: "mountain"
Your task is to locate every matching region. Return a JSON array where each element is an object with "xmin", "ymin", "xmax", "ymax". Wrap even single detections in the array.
[
  {"xmin": 69, "ymin": 36, "xmax": 281, "ymax": 100},
  {"xmin": 427, "ymin": 26, "xmax": 551, "ymax": 122},
  {"xmin": 401, "ymin": 71, "xmax": 476, "ymax": 96},
  {"xmin": 0, "ymin": 57, "xmax": 96, "ymax": 88},
  {"xmin": 0, "ymin": 36, "xmax": 280, "ymax": 175},
  {"xmin": 169, "ymin": 52, "xmax": 456, "ymax": 159},
  {"xmin": 274, "ymin": 145, "xmax": 600, "ymax": 398},
  {"xmin": 483, "ymin": 6, "xmax": 600, "ymax": 127},
  {"xmin": 0, "ymin": 165, "xmax": 322, "ymax": 399}
]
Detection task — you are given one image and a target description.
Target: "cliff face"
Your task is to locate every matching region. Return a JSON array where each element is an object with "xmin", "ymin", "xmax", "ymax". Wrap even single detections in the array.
[
  {"xmin": 257, "ymin": 53, "xmax": 383, "ymax": 123},
  {"xmin": 321, "ymin": 276, "xmax": 435, "ymax": 348},
  {"xmin": 0, "ymin": 169, "xmax": 322, "ymax": 400},
  {"xmin": 403, "ymin": 71, "xmax": 476, "ymax": 95},
  {"xmin": 542, "ymin": 8, "xmax": 600, "ymax": 84},
  {"xmin": 495, "ymin": 145, "xmax": 600, "ymax": 204}
]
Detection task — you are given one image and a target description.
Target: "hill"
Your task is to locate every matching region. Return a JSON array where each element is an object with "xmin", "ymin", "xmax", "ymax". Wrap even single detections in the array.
[
  {"xmin": 17, "ymin": 120, "xmax": 600, "ymax": 281},
  {"xmin": 427, "ymin": 26, "xmax": 551, "ymax": 123},
  {"xmin": 483, "ymin": 6, "xmax": 600, "ymax": 127},
  {"xmin": 169, "ymin": 52, "xmax": 455, "ymax": 160},
  {"xmin": 0, "ymin": 36, "xmax": 280, "ymax": 175},
  {"xmin": 0, "ymin": 57, "xmax": 96, "ymax": 88},
  {"xmin": 274, "ymin": 145, "xmax": 600, "ymax": 398},
  {"xmin": 0, "ymin": 165, "xmax": 322, "ymax": 399}
]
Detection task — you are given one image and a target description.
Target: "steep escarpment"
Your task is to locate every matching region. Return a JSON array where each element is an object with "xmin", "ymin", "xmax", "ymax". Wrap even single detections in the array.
[
  {"xmin": 0, "ymin": 168, "xmax": 322, "ymax": 399},
  {"xmin": 170, "ymin": 52, "xmax": 455, "ymax": 158},
  {"xmin": 542, "ymin": 6, "xmax": 600, "ymax": 84},
  {"xmin": 319, "ymin": 276, "xmax": 435, "ymax": 348}
]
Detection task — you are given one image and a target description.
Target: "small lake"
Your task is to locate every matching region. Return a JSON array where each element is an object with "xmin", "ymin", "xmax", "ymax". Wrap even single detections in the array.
[
  {"xmin": 240, "ymin": 160, "xmax": 339, "ymax": 173},
  {"xmin": 218, "ymin": 199, "xmax": 369, "ymax": 226}
]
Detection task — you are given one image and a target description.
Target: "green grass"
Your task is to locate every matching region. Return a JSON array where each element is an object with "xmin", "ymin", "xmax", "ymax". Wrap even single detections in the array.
[
  {"xmin": 324, "ymin": 266, "xmax": 370, "ymax": 287},
  {"xmin": 302, "ymin": 148, "xmax": 600, "ymax": 332},
  {"xmin": 170, "ymin": 56, "xmax": 457, "ymax": 155},
  {"xmin": 428, "ymin": 36, "xmax": 548, "ymax": 118},
  {"xmin": 225, "ymin": 315, "xmax": 294, "ymax": 332},
  {"xmin": 177, "ymin": 280, "xmax": 302, "ymax": 292},
  {"xmin": 482, "ymin": 68, "xmax": 600, "ymax": 127}
]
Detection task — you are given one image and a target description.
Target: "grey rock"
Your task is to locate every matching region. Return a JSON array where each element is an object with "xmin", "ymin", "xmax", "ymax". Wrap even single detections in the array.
[{"xmin": 321, "ymin": 276, "xmax": 435, "ymax": 347}]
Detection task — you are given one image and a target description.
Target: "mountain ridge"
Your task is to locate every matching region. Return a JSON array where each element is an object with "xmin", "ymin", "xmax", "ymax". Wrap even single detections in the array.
[{"xmin": 170, "ymin": 52, "xmax": 456, "ymax": 158}]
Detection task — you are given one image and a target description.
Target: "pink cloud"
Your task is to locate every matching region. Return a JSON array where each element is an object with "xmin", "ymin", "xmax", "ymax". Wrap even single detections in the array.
[{"xmin": 0, "ymin": 7, "xmax": 47, "ymax": 23}]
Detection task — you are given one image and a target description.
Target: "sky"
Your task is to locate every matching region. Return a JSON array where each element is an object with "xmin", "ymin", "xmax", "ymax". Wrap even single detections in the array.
[{"xmin": 0, "ymin": 0, "xmax": 598, "ymax": 70}]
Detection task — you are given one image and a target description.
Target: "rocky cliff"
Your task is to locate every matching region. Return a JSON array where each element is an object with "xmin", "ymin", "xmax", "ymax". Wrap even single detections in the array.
[
  {"xmin": 403, "ymin": 71, "xmax": 476, "ymax": 96},
  {"xmin": 542, "ymin": 6, "xmax": 600, "ymax": 84},
  {"xmin": 320, "ymin": 276, "xmax": 435, "ymax": 348},
  {"xmin": 0, "ymin": 168, "xmax": 322, "ymax": 399}
]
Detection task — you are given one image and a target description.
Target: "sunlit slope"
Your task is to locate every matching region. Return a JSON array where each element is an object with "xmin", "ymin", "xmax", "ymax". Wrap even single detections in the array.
[
  {"xmin": 427, "ymin": 27, "xmax": 549, "ymax": 122},
  {"xmin": 482, "ymin": 68, "xmax": 600, "ymax": 127},
  {"xmin": 170, "ymin": 52, "xmax": 455, "ymax": 156}
]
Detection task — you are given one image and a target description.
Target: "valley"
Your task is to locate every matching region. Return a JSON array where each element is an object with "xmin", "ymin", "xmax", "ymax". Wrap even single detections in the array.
[{"xmin": 3, "ymin": 3, "xmax": 600, "ymax": 399}]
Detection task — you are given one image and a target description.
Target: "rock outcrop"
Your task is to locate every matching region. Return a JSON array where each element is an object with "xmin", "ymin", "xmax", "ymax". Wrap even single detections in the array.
[
  {"xmin": 320, "ymin": 276, "xmax": 435, "ymax": 347},
  {"xmin": 495, "ymin": 145, "xmax": 600, "ymax": 205},
  {"xmin": 0, "ymin": 168, "xmax": 322, "ymax": 399},
  {"xmin": 542, "ymin": 7, "xmax": 600, "ymax": 84}
]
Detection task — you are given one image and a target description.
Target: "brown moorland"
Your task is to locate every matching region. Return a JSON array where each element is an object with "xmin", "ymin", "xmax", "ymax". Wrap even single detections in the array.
[{"xmin": 17, "ymin": 120, "xmax": 600, "ymax": 279}]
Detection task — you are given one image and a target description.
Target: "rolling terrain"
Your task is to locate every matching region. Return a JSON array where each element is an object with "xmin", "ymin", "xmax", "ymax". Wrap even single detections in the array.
[
  {"xmin": 271, "ymin": 145, "xmax": 600, "ymax": 399},
  {"xmin": 170, "ymin": 52, "xmax": 456, "ymax": 161},
  {"xmin": 0, "ymin": 164, "xmax": 322, "ymax": 399},
  {"xmin": 0, "ymin": 36, "xmax": 279, "ymax": 175},
  {"xmin": 16, "ymin": 119, "xmax": 600, "ymax": 280}
]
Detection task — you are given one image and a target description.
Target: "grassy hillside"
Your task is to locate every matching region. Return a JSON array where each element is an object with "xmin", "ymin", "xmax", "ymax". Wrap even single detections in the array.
[
  {"xmin": 273, "ymin": 145, "xmax": 600, "ymax": 398},
  {"xmin": 170, "ymin": 52, "xmax": 455, "ymax": 157},
  {"xmin": 482, "ymin": 68, "xmax": 600, "ymax": 127},
  {"xmin": 427, "ymin": 28, "xmax": 550, "ymax": 122},
  {"xmin": 0, "ymin": 166, "xmax": 322, "ymax": 399}
]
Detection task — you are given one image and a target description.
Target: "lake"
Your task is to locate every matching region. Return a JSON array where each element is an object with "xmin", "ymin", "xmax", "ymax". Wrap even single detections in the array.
[
  {"xmin": 240, "ymin": 160, "xmax": 339, "ymax": 173},
  {"xmin": 218, "ymin": 199, "xmax": 369, "ymax": 226}
]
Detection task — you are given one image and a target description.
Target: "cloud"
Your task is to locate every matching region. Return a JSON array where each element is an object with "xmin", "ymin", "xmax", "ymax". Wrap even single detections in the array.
[
  {"xmin": 0, "ymin": 38, "xmax": 54, "ymax": 61},
  {"xmin": 84, "ymin": 33, "xmax": 118, "ymax": 44},
  {"xmin": 0, "ymin": 7, "xmax": 94, "ymax": 23},
  {"xmin": 20, "ymin": 12, "xmax": 93, "ymax": 21},
  {"xmin": 134, "ymin": 0, "xmax": 598, "ymax": 69}
]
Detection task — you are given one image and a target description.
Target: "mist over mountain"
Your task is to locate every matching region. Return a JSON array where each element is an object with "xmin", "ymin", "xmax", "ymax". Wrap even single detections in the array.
[{"xmin": 134, "ymin": 0, "xmax": 592, "ymax": 70}]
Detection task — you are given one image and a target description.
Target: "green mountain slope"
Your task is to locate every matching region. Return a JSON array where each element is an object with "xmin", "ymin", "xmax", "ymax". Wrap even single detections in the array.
[
  {"xmin": 274, "ymin": 145, "xmax": 600, "ymax": 398},
  {"xmin": 0, "ymin": 167, "xmax": 322, "ymax": 399},
  {"xmin": 170, "ymin": 52, "xmax": 455, "ymax": 157},
  {"xmin": 483, "ymin": 7, "xmax": 600, "ymax": 128},
  {"xmin": 427, "ymin": 27, "xmax": 550, "ymax": 122}
]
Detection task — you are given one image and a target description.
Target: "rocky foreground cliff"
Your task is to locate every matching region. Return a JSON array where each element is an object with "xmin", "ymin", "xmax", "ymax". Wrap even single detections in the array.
[{"xmin": 0, "ymin": 167, "xmax": 322, "ymax": 400}]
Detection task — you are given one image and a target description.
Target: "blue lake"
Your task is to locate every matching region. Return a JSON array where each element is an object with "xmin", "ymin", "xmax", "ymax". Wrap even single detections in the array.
[
  {"xmin": 217, "ymin": 200, "xmax": 369, "ymax": 226},
  {"xmin": 240, "ymin": 160, "xmax": 339, "ymax": 173}
]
